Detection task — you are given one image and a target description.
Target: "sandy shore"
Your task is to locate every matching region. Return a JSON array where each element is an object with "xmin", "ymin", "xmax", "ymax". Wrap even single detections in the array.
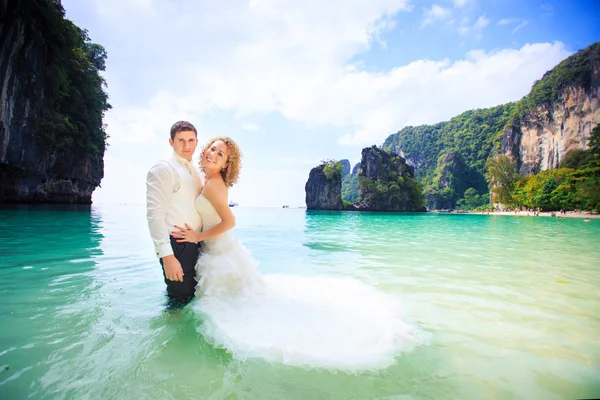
[{"xmin": 465, "ymin": 210, "xmax": 599, "ymax": 219}]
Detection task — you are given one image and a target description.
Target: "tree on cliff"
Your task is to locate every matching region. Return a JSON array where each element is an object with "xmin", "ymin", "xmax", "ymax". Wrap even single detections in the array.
[
  {"xmin": 322, "ymin": 159, "xmax": 343, "ymax": 180},
  {"xmin": 6, "ymin": 0, "xmax": 112, "ymax": 157},
  {"xmin": 40, "ymin": 14, "xmax": 111, "ymax": 156},
  {"xmin": 590, "ymin": 124, "xmax": 600, "ymax": 154},
  {"xmin": 575, "ymin": 125, "xmax": 600, "ymax": 210},
  {"xmin": 485, "ymin": 155, "xmax": 518, "ymax": 206},
  {"xmin": 342, "ymin": 174, "xmax": 360, "ymax": 203}
]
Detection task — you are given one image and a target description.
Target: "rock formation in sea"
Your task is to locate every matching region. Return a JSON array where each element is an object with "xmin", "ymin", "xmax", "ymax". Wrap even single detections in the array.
[
  {"xmin": 305, "ymin": 162, "xmax": 343, "ymax": 210},
  {"xmin": 0, "ymin": 0, "xmax": 109, "ymax": 203},
  {"xmin": 307, "ymin": 147, "xmax": 425, "ymax": 211},
  {"xmin": 354, "ymin": 146, "xmax": 425, "ymax": 211}
]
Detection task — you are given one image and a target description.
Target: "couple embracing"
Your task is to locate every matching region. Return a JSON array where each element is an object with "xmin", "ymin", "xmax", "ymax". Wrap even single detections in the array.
[
  {"xmin": 146, "ymin": 121, "xmax": 260, "ymax": 304},
  {"xmin": 144, "ymin": 121, "xmax": 423, "ymax": 370}
]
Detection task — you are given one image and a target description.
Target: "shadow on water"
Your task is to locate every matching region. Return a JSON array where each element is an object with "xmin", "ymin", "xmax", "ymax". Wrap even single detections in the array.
[{"xmin": 0, "ymin": 203, "xmax": 104, "ymax": 398}]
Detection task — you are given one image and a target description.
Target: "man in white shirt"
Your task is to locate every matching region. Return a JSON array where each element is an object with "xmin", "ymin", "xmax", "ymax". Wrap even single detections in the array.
[{"xmin": 146, "ymin": 121, "xmax": 203, "ymax": 302}]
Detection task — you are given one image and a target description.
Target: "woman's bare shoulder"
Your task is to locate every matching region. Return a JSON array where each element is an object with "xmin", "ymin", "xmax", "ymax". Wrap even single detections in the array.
[{"xmin": 202, "ymin": 177, "xmax": 228, "ymax": 199}]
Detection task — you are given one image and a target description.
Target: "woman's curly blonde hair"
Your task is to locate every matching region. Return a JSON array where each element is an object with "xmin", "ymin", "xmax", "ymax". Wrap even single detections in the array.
[{"xmin": 199, "ymin": 136, "xmax": 242, "ymax": 187}]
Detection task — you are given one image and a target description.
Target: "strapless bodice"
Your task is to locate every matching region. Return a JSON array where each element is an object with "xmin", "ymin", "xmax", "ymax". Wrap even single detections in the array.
[
  {"xmin": 194, "ymin": 194, "xmax": 235, "ymax": 252},
  {"xmin": 194, "ymin": 194, "xmax": 221, "ymax": 231}
]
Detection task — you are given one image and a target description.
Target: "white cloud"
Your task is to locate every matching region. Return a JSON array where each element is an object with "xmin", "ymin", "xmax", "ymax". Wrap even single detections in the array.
[
  {"xmin": 497, "ymin": 18, "xmax": 518, "ymax": 26},
  {"xmin": 458, "ymin": 15, "xmax": 489, "ymax": 38},
  {"xmin": 66, "ymin": 0, "xmax": 571, "ymax": 206},
  {"xmin": 338, "ymin": 42, "xmax": 570, "ymax": 145},
  {"xmin": 496, "ymin": 18, "xmax": 529, "ymax": 34},
  {"xmin": 421, "ymin": 4, "xmax": 452, "ymax": 27},
  {"xmin": 241, "ymin": 123, "xmax": 261, "ymax": 132},
  {"xmin": 512, "ymin": 20, "xmax": 529, "ymax": 34},
  {"xmin": 453, "ymin": 0, "xmax": 471, "ymax": 8}
]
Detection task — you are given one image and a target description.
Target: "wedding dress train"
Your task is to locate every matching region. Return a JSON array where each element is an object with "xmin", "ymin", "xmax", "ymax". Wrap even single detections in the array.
[{"xmin": 193, "ymin": 195, "xmax": 424, "ymax": 372}]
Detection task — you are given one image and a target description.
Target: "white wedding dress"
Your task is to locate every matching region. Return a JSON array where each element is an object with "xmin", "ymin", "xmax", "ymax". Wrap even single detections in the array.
[{"xmin": 193, "ymin": 194, "xmax": 425, "ymax": 372}]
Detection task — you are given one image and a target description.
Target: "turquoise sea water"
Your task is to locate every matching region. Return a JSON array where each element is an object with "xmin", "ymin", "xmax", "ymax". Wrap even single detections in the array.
[{"xmin": 0, "ymin": 203, "xmax": 599, "ymax": 399}]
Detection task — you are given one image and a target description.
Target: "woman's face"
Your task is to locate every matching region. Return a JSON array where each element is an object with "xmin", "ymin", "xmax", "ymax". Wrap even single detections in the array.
[{"xmin": 204, "ymin": 140, "xmax": 229, "ymax": 171}]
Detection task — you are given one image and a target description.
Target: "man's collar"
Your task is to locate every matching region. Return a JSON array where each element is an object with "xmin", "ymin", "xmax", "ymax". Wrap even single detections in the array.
[{"xmin": 172, "ymin": 151, "xmax": 192, "ymax": 165}]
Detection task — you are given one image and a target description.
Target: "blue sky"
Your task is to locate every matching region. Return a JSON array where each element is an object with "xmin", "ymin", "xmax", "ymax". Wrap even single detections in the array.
[{"xmin": 61, "ymin": 0, "xmax": 600, "ymax": 207}]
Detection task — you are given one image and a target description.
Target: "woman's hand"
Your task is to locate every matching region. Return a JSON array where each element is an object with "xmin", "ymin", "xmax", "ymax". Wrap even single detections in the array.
[{"xmin": 172, "ymin": 223, "xmax": 201, "ymax": 243}]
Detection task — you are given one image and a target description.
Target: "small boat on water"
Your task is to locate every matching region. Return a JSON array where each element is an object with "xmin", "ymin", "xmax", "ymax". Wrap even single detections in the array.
[
  {"xmin": 282, "ymin": 205, "xmax": 289, "ymax": 208},
  {"xmin": 229, "ymin": 201, "xmax": 239, "ymax": 207}
]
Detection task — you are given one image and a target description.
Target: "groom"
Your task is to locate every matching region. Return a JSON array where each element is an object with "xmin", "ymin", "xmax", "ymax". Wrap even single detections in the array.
[{"xmin": 146, "ymin": 121, "xmax": 203, "ymax": 302}]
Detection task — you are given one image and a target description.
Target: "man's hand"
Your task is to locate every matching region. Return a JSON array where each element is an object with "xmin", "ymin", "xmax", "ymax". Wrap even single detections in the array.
[{"xmin": 162, "ymin": 255, "xmax": 184, "ymax": 282}]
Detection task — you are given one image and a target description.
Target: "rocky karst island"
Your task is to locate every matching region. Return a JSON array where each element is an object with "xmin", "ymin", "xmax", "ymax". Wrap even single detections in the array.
[
  {"xmin": 306, "ymin": 42, "xmax": 600, "ymax": 212},
  {"xmin": 0, "ymin": 0, "xmax": 110, "ymax": 204}
]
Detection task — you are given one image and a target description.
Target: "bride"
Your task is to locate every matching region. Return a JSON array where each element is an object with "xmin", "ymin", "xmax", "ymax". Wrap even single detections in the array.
[{"xmin": 172, "ymin": 137, "xmax": 425, "ymax": 372}]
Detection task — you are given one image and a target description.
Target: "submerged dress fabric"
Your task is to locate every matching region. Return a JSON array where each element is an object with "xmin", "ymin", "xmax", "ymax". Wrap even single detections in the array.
[{"xmin": 193, "ymin": 194, "xmax": 424, "ymax": 372}]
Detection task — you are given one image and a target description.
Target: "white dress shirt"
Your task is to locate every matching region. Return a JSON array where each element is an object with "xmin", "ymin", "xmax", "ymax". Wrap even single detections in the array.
[{"xmin": 146, "ymin": 152, "xmax": 203, "ymax": 258}]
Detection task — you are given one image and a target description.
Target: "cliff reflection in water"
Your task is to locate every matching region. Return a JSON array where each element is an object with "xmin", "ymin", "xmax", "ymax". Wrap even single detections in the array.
[{"xmin": 0, "ymin": 204, "xmax": 104, "ymax": 397}]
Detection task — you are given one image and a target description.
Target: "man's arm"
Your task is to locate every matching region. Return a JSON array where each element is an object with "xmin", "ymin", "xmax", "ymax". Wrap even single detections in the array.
[
  {"xmin": 146, "ymin": 163, "xmax": 184, "ymax": 282},
  {"xmin": 146, "ymin": 162, "xmax": 175, "ymax": 258}
]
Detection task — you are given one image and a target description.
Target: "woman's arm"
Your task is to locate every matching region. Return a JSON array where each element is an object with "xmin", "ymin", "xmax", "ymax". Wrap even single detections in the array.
[{"xmin": 172, "ymin": 179, "xmax": 236, "ymax": 243}]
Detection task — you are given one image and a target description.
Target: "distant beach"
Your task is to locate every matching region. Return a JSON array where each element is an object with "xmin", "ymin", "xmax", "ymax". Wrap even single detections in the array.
[{"xmin": 465, "ymin": 210, "xmax": 599, "ymax": 219}]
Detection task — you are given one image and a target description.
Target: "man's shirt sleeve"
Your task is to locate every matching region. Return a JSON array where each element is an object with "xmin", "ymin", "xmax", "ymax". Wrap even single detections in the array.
[{"xmin": 146, "ymin": 162, "xmax": 176, "ymax": 258}]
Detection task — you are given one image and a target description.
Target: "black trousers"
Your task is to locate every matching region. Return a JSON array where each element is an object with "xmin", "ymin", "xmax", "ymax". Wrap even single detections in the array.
[{"xmin": 160, "ymin": 236, "xmax": 201, "ymax": 299}]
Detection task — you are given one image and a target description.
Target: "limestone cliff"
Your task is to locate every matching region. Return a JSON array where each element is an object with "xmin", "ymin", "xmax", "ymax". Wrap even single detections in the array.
[
  {"xmin": 502, "ymin": 89, "xmax": 600, "ymax": 175},
  {"xmin": 501, "ymin": 43, "xmax": 600, "ymax": 174},
  {"xmin": 305, "ymin": 164, "xmax": 343, "ymax": 210},
  {"xmin": 0, "ymin": 0, "xmax": 108, "ymax": 203},
  {"xmin": 340, "ymin": 159, "xmax": 351, "ymax": 176},
  {"xmin": 355, "ymin": 146, "xmax": 425, "ymax": 211},
  {"xmin": 307, "ymin": 149, "xmax": 426, "ymax": 211},
  {"xmin": 381, "ymin": 42, "xmax": 600, "ymax": 209}
]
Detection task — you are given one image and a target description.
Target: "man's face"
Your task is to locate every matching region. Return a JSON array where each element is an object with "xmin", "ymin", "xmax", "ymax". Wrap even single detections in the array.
[{"xmin": 169, "ymin": 130, "xmax": 198, "ymax": 161}]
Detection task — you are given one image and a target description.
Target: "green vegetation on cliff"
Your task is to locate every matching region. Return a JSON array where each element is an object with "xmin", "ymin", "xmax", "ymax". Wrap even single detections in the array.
[
  {"xmin": 511, "ymin": 43, "xmax": 599, "ymax": 123},
  {"xmin": 321, "ymin": 159, "xmax": 342, "ymax": 180},
  {"xmin": 357, "ymin": 146, "xmax": 426, "ymax": 211},
  {"xmin": 484, "ymin": 125, "xmax": 600, "ymax": 211},
  {"xmin": 485, "ymin": 155, "xmax": 519, "ymax": 206},
  {"xmin": 510, "ymin": 125, "xmax": 600, "ymax": 211},
  {"xmin": 18, "ymin": 0, "xmax": 111, "ymax": 156},
  {"xmin": 382, "ymin": 42, "xmax": 599, "ymax": 210},
  {"xmin": 359, "ymin": 173, "xmax": 425, "ymax": 210},
  {"xmin": 342, "ymin": 174, "xmax": 360, "ymax": 203},
  {"xmin": 383, "ymin": 104, "xmax": 515, "ymax": 208},
  {"xmin": 313, "ymin": 149, "xmax": 425, "ymax": 211}
]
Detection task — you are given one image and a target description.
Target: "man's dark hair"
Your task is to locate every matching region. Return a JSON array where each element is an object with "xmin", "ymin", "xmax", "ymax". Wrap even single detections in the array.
[{"xmin": 170, "ymin": 121, "xmax": 197, "ymax": 139}]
